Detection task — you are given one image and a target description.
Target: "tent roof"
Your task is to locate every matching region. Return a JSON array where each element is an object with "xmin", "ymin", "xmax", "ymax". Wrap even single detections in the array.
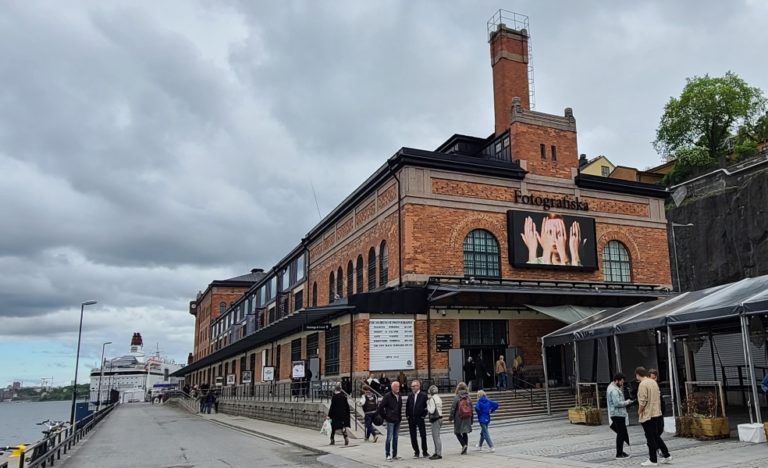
[{"xmin": 542, "ymin": 275, "xmax": 768, "ymax": 347}]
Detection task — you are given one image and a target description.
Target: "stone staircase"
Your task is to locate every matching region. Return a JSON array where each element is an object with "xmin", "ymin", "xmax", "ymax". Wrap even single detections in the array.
[{"xmin": 349, "ymin": 387, "xmax": 574, "ymax": 433}]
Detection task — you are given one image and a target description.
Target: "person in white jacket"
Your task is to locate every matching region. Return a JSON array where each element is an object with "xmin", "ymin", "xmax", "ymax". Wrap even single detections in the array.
[{"xmin": 426, "ymin": 385, "xmax": 443, "ymax": 460}]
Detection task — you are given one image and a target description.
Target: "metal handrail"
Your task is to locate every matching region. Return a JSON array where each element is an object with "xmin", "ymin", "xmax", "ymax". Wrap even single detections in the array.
[{"xmin": 7, "ymin": 403, "xmax": 117, "ymax": 468}]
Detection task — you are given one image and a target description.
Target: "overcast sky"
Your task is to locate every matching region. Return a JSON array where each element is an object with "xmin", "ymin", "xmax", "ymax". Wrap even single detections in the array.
[{"xmin": 1, "ymin": 0, "xmax": 766, "ymax": 387}]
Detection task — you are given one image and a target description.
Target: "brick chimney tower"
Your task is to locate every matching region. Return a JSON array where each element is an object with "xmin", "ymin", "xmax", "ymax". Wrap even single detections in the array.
[
  {"xmin": 488, "ymin": 11, "xmax": 579, "ymax": 180},
  {"xmin": 489, "ymin": 19, "xmax": 530, "ymax": 135}
]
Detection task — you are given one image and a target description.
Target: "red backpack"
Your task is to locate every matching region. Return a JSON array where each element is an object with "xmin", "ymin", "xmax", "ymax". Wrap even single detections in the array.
[{"xmin": 458, "ymin": 396, "xmax": 472, "ymax": 419}]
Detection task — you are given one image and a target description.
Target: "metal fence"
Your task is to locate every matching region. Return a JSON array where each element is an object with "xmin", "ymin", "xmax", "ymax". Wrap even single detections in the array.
[{"xmin": 2, "ymin": 403, "xmax": 116, "ymax": 468}]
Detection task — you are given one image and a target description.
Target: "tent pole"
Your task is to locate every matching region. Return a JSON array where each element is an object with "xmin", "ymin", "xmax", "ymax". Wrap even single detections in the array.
[
  {"xmin": 666, "ymin": 325, "xmax": 679, "ymax": 418},
  {"xmin": 613, "ymin": 334, "xmax": 622, "ymax": 373},
  {"xmin": 741, "ymin": 315, "xmax": 763, "ymax": 423},
  {"xmin": 542, "ymin": 343, "xmax": 551, "ymax": 415},
  {"xmin": 573, "ymin": 341, "xmax": 580, "ymax": 384}
]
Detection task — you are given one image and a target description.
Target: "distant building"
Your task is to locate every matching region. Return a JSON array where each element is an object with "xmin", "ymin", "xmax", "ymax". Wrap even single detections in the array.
[
  {"xmin": 189, "ymin": 269, "xmax": 267, "ymax": 363},
  {"xmin": 12, "ymin": 381, "xmax": 21, "ymax": 390},
  {"xmin": 580, "ymin": 155, "xmax": 674, "ymax": 185}
]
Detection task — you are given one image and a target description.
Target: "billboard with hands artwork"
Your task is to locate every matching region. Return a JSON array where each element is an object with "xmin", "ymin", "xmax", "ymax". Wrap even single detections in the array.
[{"xmin": 508, "ymin": 210, "xmax": 598, "ymax": 270}]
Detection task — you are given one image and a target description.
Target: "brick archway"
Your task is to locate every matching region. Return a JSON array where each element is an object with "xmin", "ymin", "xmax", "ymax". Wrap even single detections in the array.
[{"xmin": 597, "ymin": 230, "xmax": 641, "ymax": 281}]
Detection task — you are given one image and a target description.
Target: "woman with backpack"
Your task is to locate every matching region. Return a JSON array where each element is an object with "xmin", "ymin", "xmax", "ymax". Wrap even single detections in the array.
[
  {"xmin": 449, "ymin": 381, "xmax": 473, "ymax": 455},
  {"xmin": 474, "ymin": 390, "xmax": 499, "ymax": 452},
  {"xmin": 426, "ymin": 385, "xmax": 443, "ymax": 460},
  {"xmin": 359, "ymin": 384, "xmax": 381, "ymax": 442}
]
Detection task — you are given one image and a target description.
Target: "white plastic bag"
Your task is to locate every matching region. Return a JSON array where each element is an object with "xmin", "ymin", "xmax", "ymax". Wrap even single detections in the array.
[{"xmin": 320, "ymin": 418, "xmax": 332, "ymax": 436}]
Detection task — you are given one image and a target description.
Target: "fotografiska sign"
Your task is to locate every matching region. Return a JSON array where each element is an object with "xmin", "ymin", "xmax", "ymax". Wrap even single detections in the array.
[{"xmin": 514, "ymin": 190, "xmax": 589, "ymax": 212}]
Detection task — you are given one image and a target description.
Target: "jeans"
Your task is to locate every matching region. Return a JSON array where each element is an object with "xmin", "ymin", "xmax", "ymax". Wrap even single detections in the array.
[
  {"xmin": 430, "ymin": 419, "xmax": 442, "ymax": 456},
  {"xmin": 385, "ymin": 421, "xmax": 400, "ymax": 457},
  {"xmin": 364, "ymin": 414, "xmax": 379, "ymax": 440},
  {"xmin": 642, "ymin": 416, "xmax": 669, "ymax": 463},
  {"xmin": 455, "ymin": 432, "xmax": 468, "ymax": 447},
  {"xmin": 408, "ymin": 417, "xmax": 428, "ymax": 455},
  {"xmin": 610, "ymin": 416, "xmax": 629, "ymax": 457},
  {"xmin": 478, "ymin": 423, "xmax": 493, "ymax": 448},
  {"xmin": 496, "ymin": 373, "xmax": 507, "ymax": 389}
]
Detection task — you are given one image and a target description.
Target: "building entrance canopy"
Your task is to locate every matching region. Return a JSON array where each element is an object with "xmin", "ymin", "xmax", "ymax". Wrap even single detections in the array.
[{"xmin": 542, "ymin": 275, "xmax": 768, "ymax": 347}]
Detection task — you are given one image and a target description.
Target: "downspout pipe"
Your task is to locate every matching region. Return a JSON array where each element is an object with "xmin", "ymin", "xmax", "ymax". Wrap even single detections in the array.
[{"xmin": 386, "ymin": 159, "xmax": 403, "ymax": 288}]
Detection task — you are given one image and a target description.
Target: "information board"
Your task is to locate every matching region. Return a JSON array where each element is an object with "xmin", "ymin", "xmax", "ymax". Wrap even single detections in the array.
[
  {"xmin": 369, "ymin": 319, "xmax": 415, "ymax": 371},
  {"xmin": 262, "ymin": 366, "xmax": 275, "ymax": 382},
  {"xmin": 241, "ymin": 370, "xmax": 252, "ymax": 384},
  {"xmin": 226, "ymin": 374, "xmax": 235, "ymax": 385},
  {"xmin": 292, "ymin": 361, "xmax": 305, "ymax": 379}
]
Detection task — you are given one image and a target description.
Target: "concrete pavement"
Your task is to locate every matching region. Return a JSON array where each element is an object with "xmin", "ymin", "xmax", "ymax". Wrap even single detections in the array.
[
  {"xmin": 60, "ymin": 403, "xmax": 331, "ymax": 468},
  {"xmin": 181, "ymin": 404, "xmax": 768, "ymax": 468}
]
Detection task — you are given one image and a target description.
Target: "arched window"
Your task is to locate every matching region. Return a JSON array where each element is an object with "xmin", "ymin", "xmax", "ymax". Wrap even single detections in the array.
[
  {"xmin": 347, "ymin": 261, "xmax": 354, "ymax": 297},
  {"xmin": 336, "ymin": 267, "xmax": 344, "ymax": 298},
  {"xmin": 603, "ymin": 241, "xmax": 631, "ymax": 283},
  {"xmin": 312, "ymin": 282, "xmax": 318, "ymax": 307},
  {"xmin": 328, "ymin": 271, "xmax": 335, "ymax": 303},
  {"xmin": 463, "ymin": 229, "xmax": 500, "ymax": 277},
  {"xmin": 356, "ymin": 255, "xmax": 364, "ymax": 294},
  {"xmin": 379, "ymin": 241, "xmax": 389, "ymax": 287},
  {"xmin": 368, "ymin": 248, "xmax": 377, "ymax": 291},
  {"xmin": 219, "ymin": 302, "xmax": 226, "ymax": 315}
]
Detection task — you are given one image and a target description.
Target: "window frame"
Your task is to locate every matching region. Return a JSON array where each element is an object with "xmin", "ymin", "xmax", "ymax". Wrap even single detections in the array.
[
  {"xmin": 602, "ymin": 240, "xmax": 632, "ymax": 283},
  {"xmin": 463, "ymin": 229, "xmax": 501, "ymax": 278},
  {"xmin": 367, "ymin": 248, "xmax": 377, "ymax": 291},
  {"xmin": 379, "ymin": 241, "xmax": 389, "ymax": 287}
]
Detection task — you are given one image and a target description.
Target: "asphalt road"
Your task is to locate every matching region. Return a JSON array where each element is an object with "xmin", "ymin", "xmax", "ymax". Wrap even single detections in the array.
[{"xmin": 61, "ymin": 404, "xmax": 329, "ymax": 468}]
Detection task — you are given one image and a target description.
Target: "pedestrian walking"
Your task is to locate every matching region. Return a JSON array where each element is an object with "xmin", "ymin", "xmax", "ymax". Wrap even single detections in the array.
[
  {"xmin": 327, "ymin": 384, "xmax": 350, "ymax": 446},
  {"xmin": 360, "ymin": 384, "xmax": 381, "ymax": 442},
  {"xmin": 463, "ymin": 357, "xmax": 475, "ymax": 391},
  {"xmin": 636, "ymin": 367, "xmax": 671, "ymax": 466},
  {"xmin": 473, "ymin": 390, "xmax": 499, "ymax": 452},
  {"xmin": 449, "ymin": 382, "xmax": 473, "ymax": 455},
  {"xmin": 475, "ymin": 356, "xmax": 487, "ymax": 391},
  {"xmin": 495, "ymin": 355, "xmax": 507, "ymax": 390},
  {"xmin": 204, "ymin": 390, "xmax": 216, "ymax": 414},
  {"xmin": 648, "ymin": 368, "xmax": 666, "ymax": 439},
  {"xmin": 406, "ymin": 380, "xmax": 429, "ymax": 459},
  {"xmin": 378, "ymin": 381, "xmax": 403, "ymax": 462},
  {"xmin": 607, "ymin": 373, "xmax": 633, "ymax": 460},
  {"xmin": 426, "ymin": 385, "xmax": 443, "ymax": 460}
]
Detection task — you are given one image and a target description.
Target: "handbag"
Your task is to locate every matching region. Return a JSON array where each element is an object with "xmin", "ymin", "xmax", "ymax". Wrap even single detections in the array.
[
  {"xmin": 373, "ymin": 414, "xmax": 384, "ymax": 426},
  {"xmin": 320, "ymin": 418, "xmax": 332, "ymax": 436}
]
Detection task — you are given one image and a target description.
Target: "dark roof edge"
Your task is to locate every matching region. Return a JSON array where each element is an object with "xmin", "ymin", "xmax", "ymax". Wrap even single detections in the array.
[{"xmin": 575, "ymin": 173, "xmax": 669, "ymax": 198}]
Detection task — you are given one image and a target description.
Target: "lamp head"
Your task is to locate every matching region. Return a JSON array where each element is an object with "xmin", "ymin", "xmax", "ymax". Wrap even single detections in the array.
[{"xmin": 82, "ymin": 300, "xmax": 98, "ymax": 306}]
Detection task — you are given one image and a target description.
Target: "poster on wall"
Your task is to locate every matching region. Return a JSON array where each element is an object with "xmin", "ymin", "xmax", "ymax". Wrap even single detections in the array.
[
  {"xmin": 242, "ymin": 370, "xmax": 252, "ymax": 384},
  {"xmin": 226, "ymin": 374, "xmax": 235, "ymax": 385},
  {"xmin": 292, "ymin": 361, "xmax": 305, "ymax": 379},
  {"xmin": 507, "ymin": 210, "xmax": 598, "ymax": 270},
  {"xmin": 262, "ymin": 366, "xmax": 275, "ymax": 382},
  {"xmin": 369, "ymin": 319, "xmax": 415, "ymax": 371}
]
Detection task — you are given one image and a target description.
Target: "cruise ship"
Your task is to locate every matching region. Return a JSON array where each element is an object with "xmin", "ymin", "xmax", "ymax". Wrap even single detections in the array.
[{"xmin": 89, "ymin": 333, "xmax": 183, "ymax": 404}]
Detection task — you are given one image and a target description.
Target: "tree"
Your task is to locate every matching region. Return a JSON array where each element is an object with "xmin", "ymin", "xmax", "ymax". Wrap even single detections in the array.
[{"xmin": 654, "ymin": 72, "xmax": 766, "ymax": 169}]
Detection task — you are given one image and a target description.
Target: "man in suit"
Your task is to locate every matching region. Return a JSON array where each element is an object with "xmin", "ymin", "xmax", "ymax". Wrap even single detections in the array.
[{"xmin": 406, "ymin": 379, "xmax": 430, "ymax": 459}]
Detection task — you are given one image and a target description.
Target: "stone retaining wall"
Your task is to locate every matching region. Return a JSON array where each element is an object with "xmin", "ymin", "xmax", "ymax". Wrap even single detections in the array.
[{"xmin": 217, "ymin": 400, "xmax": 328, "ymax": 430}]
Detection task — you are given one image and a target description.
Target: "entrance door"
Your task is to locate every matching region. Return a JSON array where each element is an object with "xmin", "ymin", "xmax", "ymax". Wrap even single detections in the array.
[
  {"xmin": 465, "ymin": 347, "xmax": 505, "ymax": 389},
  {"xmin": 448, "ymin": 349, "xmax": 463, "ymax": 385}
]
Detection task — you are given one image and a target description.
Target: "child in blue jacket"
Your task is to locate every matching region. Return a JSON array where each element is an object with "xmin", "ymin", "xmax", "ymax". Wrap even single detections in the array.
[{"xmin": 474, "ymin": 390, "xmax": 499, "ymax": 452}]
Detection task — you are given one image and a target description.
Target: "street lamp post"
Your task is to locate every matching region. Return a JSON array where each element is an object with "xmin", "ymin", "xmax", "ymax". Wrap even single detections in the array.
[
  {"xmin": 670, "ymin": 222, "xmax": 694, "ymax": 292},
  {"xmin": 96, "ymin": 341, "xmax": 112, "ymax": 412},
  {"xmin": 70, "ymin": 300, "xmax": 98, "ymax": 427}
]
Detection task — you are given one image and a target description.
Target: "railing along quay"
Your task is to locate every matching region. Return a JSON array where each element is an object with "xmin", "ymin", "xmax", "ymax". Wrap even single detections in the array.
[{"xmin": 1, "ymin": 403, "xmax": 117, "ymax": 468}]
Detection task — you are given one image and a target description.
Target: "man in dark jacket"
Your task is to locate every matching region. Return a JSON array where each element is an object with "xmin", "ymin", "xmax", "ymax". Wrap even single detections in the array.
[
  {"xmin": 378, "ymin": 381, "xmax": 402, "ymax": 461},
  {"xmin": 463, "ymin": 357, "xmax": 476, "ymax": 391},
  {"xmin": 475, "ymin": 356, "xmax": 487, "ymax": 391},
  {"xmin": 327, "ymin": 384, "xmax": 351, "ymax": 446},
  {"xmin": 406, "ymin": 380, "xmax": 429, "ymax": 459}
]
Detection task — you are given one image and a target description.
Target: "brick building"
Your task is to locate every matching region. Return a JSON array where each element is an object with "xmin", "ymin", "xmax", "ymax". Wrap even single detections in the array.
[{"xmin": 176, "ymin": 13, "xmax": 671, "ymax": 390}]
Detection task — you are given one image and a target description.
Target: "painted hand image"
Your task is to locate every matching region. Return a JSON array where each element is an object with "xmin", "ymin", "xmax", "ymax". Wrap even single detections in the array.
[
  {"xmin": 552, "ymin": 217, "xmax": 570, "ymax": 265},
  {"xmin": 539, "ymin": 218, "xmax": 556, "ymax": 264},
  {"xmin": 520, "ymin": 216, "xmax": 541, "ymax": 262},
  {"xmin": 569, "ymin": 221, "xmax": 587, "ymax": 266}
]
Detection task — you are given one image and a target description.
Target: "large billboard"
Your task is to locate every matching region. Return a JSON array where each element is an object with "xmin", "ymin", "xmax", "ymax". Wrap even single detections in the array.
[
  {"xmin": 369, "ymin": 319, "xmax": 415, "ymax": 371},
  {"xmin": 507, "ymin": 210, "xmax": 598, "ymax": 270}
]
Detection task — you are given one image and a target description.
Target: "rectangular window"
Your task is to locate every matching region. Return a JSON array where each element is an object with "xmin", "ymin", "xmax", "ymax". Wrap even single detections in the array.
[
  {"xmin": 257, "ymin": 287, "xmax": 264, "ymax": 307},
  {"xmin": 540, "ymin": 143, "xmax": 546, "ymax": 160},
  {"xmin": 269, "ymin": 277, "xmax": 277, "ymax": 301},
  {"xmin": 459, "ymin": 319, "xmax": 507, "ymax": 347},
  {"xmin": 296, "ymin": 254, "xmax": 305, "ymax": 282},
  {"xmin": 291, "ymin": 338, "xmax": 302, "ymax": 362},
  {"xmin": 324, "ymin": 326, "xmax": 340, "ymax": 375},
  {"xmin": 551, "ymin": 145, "xmax": 557, "ymax": 161},
  {"xmin": 307, "ymin": 333, "xmax": 319, "ymax": 358},
  {"xmin": 294, "ymin": 290, "xmax": 304, "ymax": 311},
  {"xmin": 279, "ymin": 295, "xmax": 289, "ymax": 318},
  {"xmin": 601, "ymin": 165, "xmax": 610, "ymax": 177},
  {"xmin": 268, "ymin": 307, "xmax": 275, "ymax": 324},
  {"xmin": 280, "ymin": 268, "xmax": 290, "ymax": 291}
]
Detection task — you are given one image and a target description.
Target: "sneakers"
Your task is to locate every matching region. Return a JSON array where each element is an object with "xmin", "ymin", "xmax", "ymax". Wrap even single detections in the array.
[
  {"xmin": 489, "ymin": 447, "xmax": 495, "ymax": 453},
  {"xmin": 413, "ymin": 454, "xmax": 420, "ymax": 459},
  {"xmin": 373, "ymin": 434, "xmax": 379, "ymax": 443},
  {"xmin": 422, "ymin": 452, "xmax": 430, "ymax": 458},
  {"xmin": 640, "ymin": 461, "xmax": 657, "ymax": 467},
  {"xmin": 461, "ymin": 445, "xmax": 468, "ymax": 455},
  {"xmin": 474, "ymin": 444, "xmax": 483, "ymax": 451},
  {"xmin": 660, "ymin": 456, "xmax": 672, "ymax": 464},
  {"xmin": 392, "ymin": 456, "xmax": 401, "ymax": 460},
  {"xmin": 615, "ymin": 453, "xmax": 631, "ymax": 459},
  {"xmin": 329, "ymin": 439, "xmax": 335, "ymax": 446},
  {"xmin": 386, "ymin": 455, "xmax": 392, "ymax": 462},
  {"xmin": 429, "ymin": 454, "xmax": 442, "ymax": 460}
]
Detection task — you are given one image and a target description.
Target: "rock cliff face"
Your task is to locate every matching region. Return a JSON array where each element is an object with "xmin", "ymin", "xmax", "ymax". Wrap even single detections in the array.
[{"xmin": 667, "ymin": 155, "xmax": 768, "ymax": 291}]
